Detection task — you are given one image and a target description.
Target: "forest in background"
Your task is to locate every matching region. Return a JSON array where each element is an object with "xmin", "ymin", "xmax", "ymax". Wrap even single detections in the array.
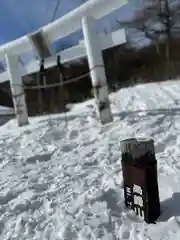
[{"xmin": 1, "ymin": 0, "xmax": 180, "ymax": 115}]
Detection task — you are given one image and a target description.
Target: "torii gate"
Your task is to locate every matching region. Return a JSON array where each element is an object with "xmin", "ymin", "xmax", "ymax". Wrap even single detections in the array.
[{"xmin": 0, "ymin": 0, "xmax": 128, "ymax": 126}]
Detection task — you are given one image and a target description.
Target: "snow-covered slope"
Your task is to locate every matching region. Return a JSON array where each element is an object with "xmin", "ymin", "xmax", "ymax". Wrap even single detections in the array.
[{"xmin": 1, "ymin": 80, "xmax": 180, "ymax": 239}]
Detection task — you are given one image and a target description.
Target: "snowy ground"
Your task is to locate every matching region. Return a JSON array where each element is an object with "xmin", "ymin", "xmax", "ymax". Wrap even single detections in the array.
[
  {"xmin": 0, "ymin": 106, "xmax": 14, "ymax": 116},
  {"xmin": 1, "ymin": 80, "xmax": 180, "ymax": 239},
  {"xmin": 0, "ymin": 106, "xmax": 14, "ymax": 126}
]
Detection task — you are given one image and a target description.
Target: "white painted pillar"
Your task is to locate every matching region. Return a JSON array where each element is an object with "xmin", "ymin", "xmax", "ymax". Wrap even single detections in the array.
[
  {"xmin": 6, "ymin": 54, "xmax": 29, "ymax": 126},
  {"xmin": 82, "ymin": 15, "xmax": 113, "ymax": 124}
]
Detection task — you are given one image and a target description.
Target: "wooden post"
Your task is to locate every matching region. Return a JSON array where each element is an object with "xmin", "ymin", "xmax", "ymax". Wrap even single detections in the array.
[
  {"xmin": 82, "ymin": 15, "xmax": 113, "ymax": 124},
  {"xmin": 120, "ymin": 138, "xmax": 160, "ymax": 223},
  {"xmin": 6, "ymin": 54, "xmax": 29, "ymax": 126}
]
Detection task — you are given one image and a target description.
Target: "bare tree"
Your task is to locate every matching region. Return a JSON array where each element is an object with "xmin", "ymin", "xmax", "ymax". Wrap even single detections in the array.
[{"xmin": 117, "ymin": 0, "xmax": 180, "ymax": 74}]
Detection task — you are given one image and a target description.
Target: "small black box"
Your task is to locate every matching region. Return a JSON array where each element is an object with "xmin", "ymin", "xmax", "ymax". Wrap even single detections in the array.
[{"xmin": 121, "ymin": 138, "xmax": 160, "ymax": 223}]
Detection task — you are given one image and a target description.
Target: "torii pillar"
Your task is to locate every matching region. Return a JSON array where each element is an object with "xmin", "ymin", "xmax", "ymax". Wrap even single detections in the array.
[
  {"xmin": 6, "ymin": 54, "xmax": 29, "ymax": 127},
  {"xmin": 82, "ymin": 16, "xmax": 113, "ymax": 124}
]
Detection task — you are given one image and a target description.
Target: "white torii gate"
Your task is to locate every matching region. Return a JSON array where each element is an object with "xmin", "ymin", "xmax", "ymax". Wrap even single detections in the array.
[{"xmin": 0, "ymin": 0, "xmax": 127, "ymax": 126}]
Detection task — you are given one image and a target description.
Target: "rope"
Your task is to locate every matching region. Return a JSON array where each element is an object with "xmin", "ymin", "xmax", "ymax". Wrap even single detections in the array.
[
  {"xmin": 4, "ymin": 64, "xmax": 106, "ymax": 120},
  {"xmin": 12, "ymin": 92, "xmax": 24, "ymax": 98},
  {"xmin": 24, "ymin": 72, "xmax": 89, "ymax": 89},
  {"xmin": 8, "ymin": 63, "xmax": 106, "ymax": 121},
  {"xmin": 10, "ymin": 64, "xmax": 105, "ymax": 89}
]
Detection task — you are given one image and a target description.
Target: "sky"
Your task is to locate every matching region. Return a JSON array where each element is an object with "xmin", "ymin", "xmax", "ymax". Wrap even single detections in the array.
[
  {"xmin": 0, "ymin": 0, "xmax": 140, "ymax": 69},
  {"xmin": 0, "ymin": 0, "xmax": 137, "ymax": 44}
]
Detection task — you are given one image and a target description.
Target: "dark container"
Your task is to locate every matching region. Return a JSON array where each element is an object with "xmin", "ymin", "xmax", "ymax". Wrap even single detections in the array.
[{"xmin": 121, "ymin": 138, "xmax": 160, "ymax": 223}]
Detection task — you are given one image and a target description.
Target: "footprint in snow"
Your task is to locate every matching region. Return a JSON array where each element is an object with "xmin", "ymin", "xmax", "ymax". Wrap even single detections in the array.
[
  {"xmin": 118, "ymin": 224, "xmax": 149, "ymax": 240},
  {"xmin": 26, "ymin": 153, "xmax": 52, "ymax": 164}
]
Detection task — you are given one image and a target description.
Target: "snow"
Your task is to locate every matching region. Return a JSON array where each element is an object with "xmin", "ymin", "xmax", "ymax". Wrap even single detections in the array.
[
  {"xmin": 0, "ymin": 106, "xmax": 14, "ymax": 115},
  {"xmin": 0, "ymin": 106, "xmax": 14, "ymax": 126},
  {"xmin": 1, "ymin": 79, "xmax": 180, "ymax": 239}
]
